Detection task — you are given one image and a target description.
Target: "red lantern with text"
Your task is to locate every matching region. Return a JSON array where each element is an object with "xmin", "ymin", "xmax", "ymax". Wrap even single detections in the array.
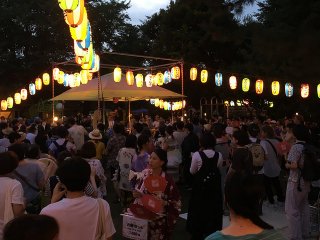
[
  {"xmin": 255, "ymin": 80, "xmax": 264, "ymax": 94},
  {"xmin": 35, "ymin": 78, "xmax": 42, "ymax": 90}
]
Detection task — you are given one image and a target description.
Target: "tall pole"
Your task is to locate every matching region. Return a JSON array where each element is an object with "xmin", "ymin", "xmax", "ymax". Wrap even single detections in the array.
[
  {"xmin": 128, "ymin": 99, "xmax": 131, "ymax": 133},
  {"xmin": 181, "ymin": 61, "xmax": 184, "ymax": 120},
  {"xmin": 52, "ymin": 66, "xmax": 55, "ymax": 123}
]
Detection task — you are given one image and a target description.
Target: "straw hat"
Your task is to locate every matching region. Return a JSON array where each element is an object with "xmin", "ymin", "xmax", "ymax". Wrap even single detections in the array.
[{"xmin": 89, "ymin": 129, "xmax": 102, "ymax": 140}]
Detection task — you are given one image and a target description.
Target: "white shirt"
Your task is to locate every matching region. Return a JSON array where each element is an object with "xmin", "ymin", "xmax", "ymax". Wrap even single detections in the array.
[
  {"xmin": 190, "ymin": 149, "xmax": 223, "ymax": 175},
  {"xmin": 41, "ymin": 196, "xmax": 116, "ymax": 240},
  {"xmin": 0, "ymin": 177, "xmax": 24, "ymax": 239},
  {"xmin": 48, "ymin": 138, "xmax": 76, "ymax": 153},
  {"xmin": 26, "ymin": 133, "xmax": 37, "ymax": 144},
  {"xmin": 68, "ymin": 124, "xmax": 87, "ymax": 150}
]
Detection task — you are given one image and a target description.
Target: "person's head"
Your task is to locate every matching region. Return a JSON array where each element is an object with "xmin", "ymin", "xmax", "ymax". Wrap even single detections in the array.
[
  {"xmin": 0, "ymin": 151, "xmax": 19, "ymax": 175},
  {"xmin": 225, "ymin": 172, "xmax": 273, "ymax": 230},
  {"xmin": 56, "ymin": 156, "xmax": 91, "ymax": 192},
  {"xmin": 149, "ymin": 148, "xmax": 168, "ymax": 171},
  {"xmin": 133, "ymin": 123, "xmax": 143, "ymax": 134},
  {"xmin": 293, "ymin": 114, "xmax": 304, "ymax": 125},
  {"xmin": 3, "ymin": 214, "xmax": 59, "ymax": 240},
  {"xmin": 184, "ymin": 123, "xmax": 194, "ymax": 134},
  {"xmin": 200, "ymin": 132, "xmax": 216, "ymax": 149},
  {"xmin": 138, "ymin": 134, "xmax": 152, "ymax": 152},
  {"xmin": 165, "ymin": 125, "xmax": 174, "ymax": 137},
  {"xmin": 292, "ymin": 124, "xmax": 310, "ymax": 142},
  {"xmin": 213, "ymin": 123, "xmax": 225, "ymax": 138},
  {"xmin": 97, "ymin": 123, "xmax": 105, "ymax": 132},
  {"xmin": 55, "ymin": 126, "xmax": 69, "ymax": 138},
  {"xmin": 27, "ymin": 124, "xmax": 37, "ymax": 134},
  {"xmin": 176, "ymin": 121, "xmax": 184, "ymax": 130},
  {"xmin": 158, "ymin": 125, "xmax": 166, "ymax": 137},
  {"xmin": 125, "ymin": 134, "xmax": 137, "ymax": 149},
  {"xmin": 88, "ymin": 129, "xmax": 102, "ymax": 141},
  {"xmin": 7, "ymin": 132, "xmax": 22, "ymax": 144},
  {"xmin": 67, "ymin": 117, "xmax": 76, "ymax": 126},
  {"xmin": 25, "ymin": 144, "xmax": 40, "ymax": 159},
  {"xmin": 232, "ymin": 130, "xmax": 250, "ymax": 146},
  {"xmin": 80, "ymin": 141, "xmax": 96, "ymax": 159},
  {"xmin": 113, "ymin": 123, "xmax": 124, "ymax": 135},
  {"xmin": 8, "ymin": 143, "xmax": 26, "ymax": 161},
  {"xmin": 56, "ymin": 150, "xmax": 72, "ymax": 167},
  {"xmin": 261, "ymin": 125, "xmax": 275, "ymax": 139},
  {"xmin": 247, "ymin": 123, "xmax": 260, "ymax": 138}
]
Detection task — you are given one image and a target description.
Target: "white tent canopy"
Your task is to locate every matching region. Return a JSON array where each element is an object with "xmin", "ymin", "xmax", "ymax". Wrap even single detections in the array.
[{"xmin": 51, "ymin": 73, "xmax": 185, "ymax": 101}]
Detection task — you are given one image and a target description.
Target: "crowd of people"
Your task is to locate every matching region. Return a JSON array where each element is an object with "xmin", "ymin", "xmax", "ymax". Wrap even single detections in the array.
[{"xmin": 0, "ymin": 112, "xmax": 319, "ymax": 240}]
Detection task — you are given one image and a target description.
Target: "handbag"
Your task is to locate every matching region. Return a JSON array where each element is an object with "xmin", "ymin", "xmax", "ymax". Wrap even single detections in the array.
[{"xmin": 95, "ymin": 198, "xmax": 107, "ymax": 240}]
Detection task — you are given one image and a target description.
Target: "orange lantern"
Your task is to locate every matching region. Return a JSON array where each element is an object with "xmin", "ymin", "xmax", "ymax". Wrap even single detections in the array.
[
  {"xmin": 135, "ymin": 74, "xmax": 144, "ymax": 88},
  {"xmin": 7, "ymin": 97, "xmax": 13, "ymax": 109},
  {"xmin": 301, "ymin": 84, "xmax": 309, "ymax": 98},
  {"xmin": 35, "ymin": 77, "xmax": 42, "ymax": 90},
  {"xmin": 14, "ymin": 93, "xmax": 21, "ymax": 105},
  {"xmin": 64, "ymin": 0, "xmax": 85, "ymax": 27},
  {"xmin": 201, "ymin": 70, "xmax": 208, "ymax": 83},
  {"xmin": 43, "ymin": 73, "xmax": 50, "ymax": 85},
  {"xmin": 53, "ymin": 68, "xmax": 60, "ymax": 80},
  {"xmin": 87, "ymin": 72, "xmax": 93, "ymax": 80},
  {"xmin": 171, "ymin": 66, "xmax": 180, "ymax": 80},
  {"xmin": 156, "ymin": 72, "xmax": 164, "ymax": 86},
  {"xmin": 271, "ymin": 81, "xmax": 280, "ymax": 96},
  {"xmin": 229, "ymin": 76, "xmax": 237, "ymax": 90},
  {"xmin": 126, "ymin": 70, "xmax": 134, "ymax": 86},
  {"xmin": 114, "ymin": 67, "xmax": 121, "ymax": 82},
  {"xmin": 1, "ymin": 100, "xmax": 7, "ymax": 111},
  {"xmin": 69, "ymin": 10, "xmax": 88, "ymax": 41},
  {"xmin": 190, "ymin": 67, "xmax": 197, "ymax": 81},
  {"xmin": 242, "ymin": 78, "xmax": 250, "ymax": 92},
  {"xmin": 58, "ymin": 71, "xmax": 65, "ymax": 84},
  {"xmin": 21, "ymin": 89, "xmax": 28, "ymax": 100},
  {"xmin": 255, "ymin": 79, "xmax": 264, "ymax": 94}
]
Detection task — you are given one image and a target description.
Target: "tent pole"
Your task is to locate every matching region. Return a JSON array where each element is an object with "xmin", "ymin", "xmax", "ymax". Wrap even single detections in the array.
[
  {"xmin": 128, "ymin": 99, "xmax": 131, "ymax": 133},
  {"xmin": 181, "ymin": 61, "xmax": 184, "ymax": 120},
  {"xmin": 52, "ymin": 64, "xmax": 55, "ymax": 124}
]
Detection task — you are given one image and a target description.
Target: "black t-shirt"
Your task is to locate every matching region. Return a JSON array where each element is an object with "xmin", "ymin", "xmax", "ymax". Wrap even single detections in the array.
[{"xmin": 231, "ymin": 147, "xmax": 253, "ymax": 174}]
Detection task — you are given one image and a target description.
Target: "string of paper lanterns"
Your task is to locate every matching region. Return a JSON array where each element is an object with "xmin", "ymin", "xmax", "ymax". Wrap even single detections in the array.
[{"xmin": 149, "ymin": 99, "xmax": 186, "ymax": 111}]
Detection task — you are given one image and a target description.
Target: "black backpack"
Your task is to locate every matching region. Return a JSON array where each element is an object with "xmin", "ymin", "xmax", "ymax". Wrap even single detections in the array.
[
  {"xmin": 52, "ymin": 140, "xmax": 68, "ymax": 158},
  {"xmin": 296, "ymin": 143, "xmax": 320, "ymax": 182}
]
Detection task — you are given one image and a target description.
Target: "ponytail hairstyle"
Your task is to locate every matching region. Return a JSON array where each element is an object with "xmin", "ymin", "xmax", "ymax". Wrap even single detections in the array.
[{"xmin": 225, "ymin": 172, "xmax": 274, "ymax": 230}]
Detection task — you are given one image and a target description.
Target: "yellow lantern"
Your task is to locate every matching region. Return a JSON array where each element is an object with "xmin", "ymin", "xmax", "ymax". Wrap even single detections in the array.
[
  {"xmin": 255, "ymin": 79, "xmax": 264, "ymax": 94},
  {"xmin": 21, "ymin": 89, "xmax": 27, "ymax": 100},
  {"xmin": 64, "ymin": 0, "xmax": 84, "ymax": 27},
  {"xmin": 43, "ymin": 73, "xmax": 50, "ymax": 85},
  {"xmin": 164, "ymin": 101, "xmax": 169, "ymax": 110},
  {"xmin": 229, "ymin": 76, "xmax": 237, "ymax": 90},
  {"xmin": 155, "ymin": 99, "xmax": 160, "ymax": 107},
  {"xmin": 14, "ymin": 93, "xmax": 21, "ymax": 105},
  {"xmin": 81, "ymin": 45, "xmax": 94, "ymax": 69},
  {"xmin": 74, "ymin": 73, "xmax": 81, "ymax": 86},
  {"xmin": 80, "ymin": 70, "xmax": 88, "ymax": 84},
  {"xmin": 159, "ymin": 100, "xmax": 164, "ymax": 109},
  {"xmin": 70, "ymin": 10, "xmax": 88, "ymax": 41},
  {"xmin": 156, "ymin": 72, "xmax": 164, "ymax": 86},
  {"xmin": 53, "ymin": 68, "xmax": 60, "ymax": 80},
  {"xmin": 301, "ymin": 84, "xmax": 309, "ymax": 98},
  {"xmin": 242, "ymin": 78, "xmax": 250, "ymax": 92},
  {"xmin": 318, "ymin": 84, "xmax": 320, "ymax": 98},
  {"xmin": 126, "ymin": 70, "xmax": 134, "ymax": 86},
  {"xmin": 114, "ymin": 67, "xmax": 122, "ymax": 82},
  {"xmin": 58, "ymin": 0, "xmax": 79, "ymax": 11},
  {"xmin": 135, "ymin": 74, "xmax": 144, "ymax": 88},
  {"xmin": 74, "ymin": 41, "xmax": 87, "ymax": 57},
  {"xmin": 7, "ymin": 97, "xmax": 13, "ymax": 109},
  {"xmin": 1, "ymin": 100, "xmax": 7, "ymax": 111},
  {"xmin": 201, "ymin": 70, "xmax": 208, "ymax": 83},
  {"xmin": 58, "ymin": 71, "xmax": 64, "ymax": 84},
  {"xmin": 190, "ymin": 67, "xmax": 197, "ymax": 81},
  {"xmin": 271, "ymin": 81, "xmax": 280, "ymax": 96},
  {"xmin": 35, "ymin": 77, "xmax": 42, "ymax": 90},
  {"xmin": 171, "ymin": 66, "xmax": 180, "ymax": 80}
]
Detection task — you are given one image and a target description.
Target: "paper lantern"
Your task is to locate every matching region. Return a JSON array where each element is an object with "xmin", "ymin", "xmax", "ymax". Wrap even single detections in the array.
[
  {"xmin": 318, "ymin": 84, "xmax": 320, "ymax": 98},
  {"xmin": 58, "ymin": 71, "xmax": 64, "ymax": 84},
  {"xmin": 285, "ymin": 83, "xmax": 294, "ymax": 97},
  {"xmin": 14, "ymin": 93, "xmax": 21, "ymax": 105},
  {"xmin": 63, "ymin": 74, "xmax": 69, "ymax": 87},
  {"xmin": 80, "ymin": 70, "xmax": 88, "ymax": 84},
  {"xmin": 301, "ymin": 84, "xmax": 309, "ymax": 98},
  {"xmin": 159, "ymin": 100, "xmax": 164, "ymax": 109},
  {"xmin": 126, "ymin": 71, "xmax": 134, "ymax": 86},
  {"xmin": 64, "ymin": 0, "xmax": 84, "ymax": 27},
  {"xmin": 70, "ymin": 10, "xmax": 88, "ymax": 41},
  {"xmin": 74, "ymin": 73, "xmax": 81, "ymax": 86},
  {"xmin": 242, "ymin": 78, "xmax": 250, "ymax": 92},
  {"xmin": 35, "ymin": 78, "xmax": 42, "ymax": 90},
  {"xmin": 164, "ymin": 70, "xmax": 172, "ymax": 84},
  {"xmin": 215, "ymin": 73, "xmax": 223, "ymax": 86},
  {"xmin": 68, "ymin": 74, "xmax": 76, "ymax": 87},
  {"xmin": 255, "ymin": 80, "xmax": 264, "ymax": 94},
  {"xmin": 76, "ymin": 23, "xmax": 91, "ymax": 50},
  {"xmin": 53, "ymin": 68, "xmax": 60, "ymax": 80},
  {"xmin": 89, "ymin": 54, "xmax": 100, "ymax": 73},
  {"xmin": 155, "ymin": 99, "xmax": 160, "ymax": 107},
  {"xmin": 7, "ymin": 97, "xmax": 13, "ymax": 109},
  {"xmin": 171, "ymin": 66, "xmax": 180, "ymax": 80},
  {"xmin": 190, "ymin": 67, "xmax": 197, "ymax": 81},
  {"xmin": 74, "ymin": 40, "xmax": 87, "ymax": 57},
  {"xmin": 164, "ymin": 101, "xmax": 169, "ymax": 110},
  {"xmin": 156, "ymin": 73, "xmax": 164, "ymax": 86},
  {"xmin": 150, "ymin": 99, "xmax": 155, "ymax": 105},
  {"xmin": 21, "ymin": 89, "xmax": 27, "ymax": 100},
  {"xmin": 183, "ymin": 100, "xmax": 186, "ymax": 108},
  {"xmin": 58, "ymin": 0, "xmax": 79, "ymax": 11},
  {"xmin": 29, "ymin": 83, "xmax": 36, "ymax": 95},
  {"xmin": 201, "ymin": 70, "xmax": 208, "ymax": 83},
  {"xmin": 271, "ymin": 81, "xmax": 280, "ymax": 96},
  {"xmin": 1, "ymin": 100, "xmax": 7, "ymax": 111},
  {"xmin": 114, "ymin": 67, "xmax": 121, "ymax": 82},
  {"xmin": 81, "ymin": 45, "xmax": 94, "ymax": 69},
  {"xmin": 229, "ymin": 76, "xmax": 237, "ymax": 90},
  {"xmin": 168, "ymin": 103, "xmax": 172, "ymax": 111},
  {"xmin": 145, "ymin": 74, "xmax": 153, "ymax": 87},
  {"xmin": 87, "ymin": 72, "xmax": 93, "ymax": 80},
  {"xmin": 43, "ymin": 73, "xmax": 50, "ymax": 85},
  {"xmin": 135, "ymin": 74, "xmax": 144, "ymax": 88}
]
